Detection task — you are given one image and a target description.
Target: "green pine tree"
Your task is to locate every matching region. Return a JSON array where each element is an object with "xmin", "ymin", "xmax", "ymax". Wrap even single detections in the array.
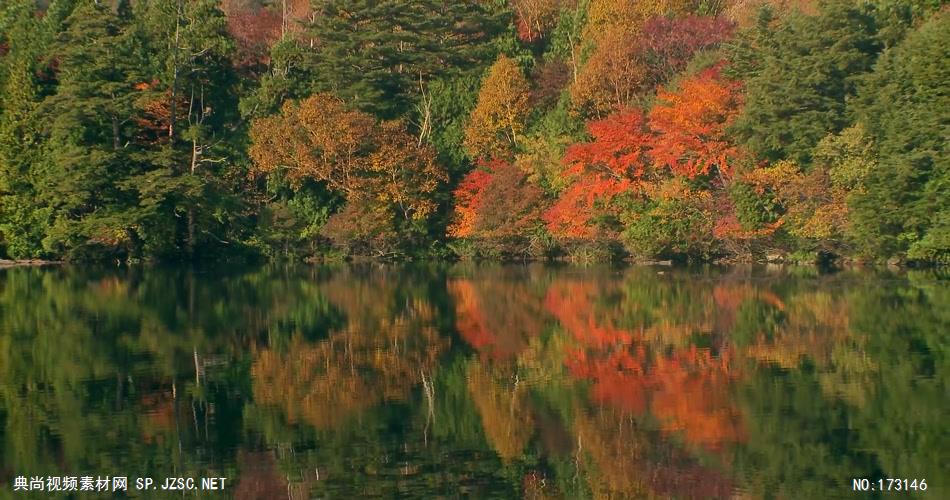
[
  {"xmin": 120, "ymin": 0, "xmax": 245, "ymax": 259},
  {"xmin": 850, "ymin": 11, "xmax": 949, "ymax": 263},
  {"xmin": 730, "ymin": 0, "xmax": 881, "ymax": 166},
  {"xmin": 306, "ymin": 0, "xmax": 504, "ymax": 119},
  {"xmin": 34, "ymin": 0, "xmax": 145, "ymax": 258}
]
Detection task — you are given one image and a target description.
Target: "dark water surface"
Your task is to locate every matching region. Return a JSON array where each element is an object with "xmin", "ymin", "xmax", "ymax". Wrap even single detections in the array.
[{"xmin": 0, "ymin": 264, "xmax": 945, "ymax": 499}]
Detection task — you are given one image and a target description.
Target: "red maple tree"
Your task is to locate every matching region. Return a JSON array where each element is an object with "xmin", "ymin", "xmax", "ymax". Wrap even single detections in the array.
[{"xmin": 544, "ymin": 110, "xmax": 651, "ymax": 238}]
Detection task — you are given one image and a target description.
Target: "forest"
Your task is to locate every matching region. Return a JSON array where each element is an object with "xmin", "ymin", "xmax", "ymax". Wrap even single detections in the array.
[{"xmin": 0, "ymin": 0, "xmax": 946, "ymax": 264}]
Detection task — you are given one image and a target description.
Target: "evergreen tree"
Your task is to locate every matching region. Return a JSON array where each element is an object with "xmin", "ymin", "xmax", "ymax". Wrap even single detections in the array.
[
  {"xmin": 239, "ymin": 37, "xmax": 313, "ymax": 119},
  {"xmin": 0, "ymin": 0, "xmax": 54, "ymax": 258},
  {"xmin": 118, "ymin": 0, "xmax": 246, "ymax": 259},
  {"xmin": 722, "ymin": 5, "xmax": 776, "ymax": 82},
  {"xmin": 731, "ymin": 0, "xmax": 881, "ymax": 165},
  {"xmin": 34, "ymin": 0, "xmax": 144, "ymax": 258},
  {"xmin": 850, "ymin": 11, "xmax": 949, "ymax": 263},
  {"xmin": 306, "ymin": 0, "xmax": 504, "ymax": 119}
]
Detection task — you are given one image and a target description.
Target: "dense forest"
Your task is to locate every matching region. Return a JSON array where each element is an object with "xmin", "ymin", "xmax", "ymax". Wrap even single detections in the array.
[{"xmin": 0, "ymin": 0, "xmax": 946, "ymax": 264}]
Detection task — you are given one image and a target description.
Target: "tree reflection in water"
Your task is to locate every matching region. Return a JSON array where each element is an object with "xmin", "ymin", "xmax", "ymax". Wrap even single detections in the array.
[{"xmin": 0, "ymin": 265, "xmax": 945, "ymax": 498}]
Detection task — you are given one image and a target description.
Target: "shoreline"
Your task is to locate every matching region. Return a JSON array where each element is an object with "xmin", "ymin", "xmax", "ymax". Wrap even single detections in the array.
[
  {"xmin": 2, "ymin": 256, "xmax": 938, "ymax": 270},
  {"xmin": 0, "ymin": 259, "xmax": 64, "ymax": 268}
]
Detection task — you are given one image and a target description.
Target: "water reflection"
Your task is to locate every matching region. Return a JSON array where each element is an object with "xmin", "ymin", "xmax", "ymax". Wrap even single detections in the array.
[{"xmin": 0, "ymin": 264, "xmax": 945, "ymax": 498}]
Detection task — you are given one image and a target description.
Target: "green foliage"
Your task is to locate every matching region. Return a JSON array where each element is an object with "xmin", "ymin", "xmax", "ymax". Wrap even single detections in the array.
[
  {"xmin": 31, "ymin": 1, "xmax": 143, "ymax": 257},
  {"xmin": 305, "ymin": 0, "xmax": 504, "ymax": 119},
  {"xmin": 0, "ymin": 0, "xmax": 56, "ymax": 258},
  {"xmin": 545, "ymin": 0, "xmax": 589, "ymax": 62},
  {"xmin": 870, "ymin": 0, "xmax": 944, "ymax": 48},
  {"xmin": 0, "ymin": 0, "xmax": 252, "ymax": 261},
  {"xmin": 730, "ymin": 0, "xmax": 881, "ymax": 165},
  {"xmin": 251, "ymin": 179, "xmax": 338, "ymax": 260},
  {"xmin": 428, "ymin": 75, "xmax": 482, "ymax": 177},
  {"xmin": 849, "ymin": 12, "xmax": 949, "ymax": 263},
  {"xmin": 620, "ymin": 185, "xmax": 716, "ymax": 260},
  {"xmin": 516, "ymin": 133, "xmax": 574, "ymax": 196},
  {"xmin": 722, "ymin": 5, "xmax": 776, "ymax": 81},
  {"xmin": 239, "ymin": 37, "xmax": 312, "ymax": 119},
  {"xmin": 729, "ymin": 181, "xmax": 780, "ymax": 233},
  {"xmin": 815, "ymin": 125, "xmax": 875, "ymax": 194},
  {"xmin": 529, "ymin": 91, "xmax": 585, "ymax": 141}
]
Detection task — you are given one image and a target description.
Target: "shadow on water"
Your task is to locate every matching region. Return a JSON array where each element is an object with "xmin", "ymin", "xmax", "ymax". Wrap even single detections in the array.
[{"xmin": 0, "ymin": 263, "xmax": 945, "ymax": 498}]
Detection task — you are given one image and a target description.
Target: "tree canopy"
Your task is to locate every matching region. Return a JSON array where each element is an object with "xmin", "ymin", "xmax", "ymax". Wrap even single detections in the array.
[{"xmin": 0, "ymin": 0, "xmax": 945, "ymax": 264}]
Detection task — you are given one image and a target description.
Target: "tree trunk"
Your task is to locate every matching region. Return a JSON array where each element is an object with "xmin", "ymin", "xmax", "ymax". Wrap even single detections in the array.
[
  {"xmin": 112, "ymin": 114, "xmax": 120, "ymax": 150},
  {"xmin": 168, "ymin": 0, "xmax": 184, "ymax": 141}
]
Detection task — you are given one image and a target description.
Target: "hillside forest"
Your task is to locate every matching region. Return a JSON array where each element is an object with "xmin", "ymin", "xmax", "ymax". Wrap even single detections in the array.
[{"xmin": 0, "ymin": 0, "xmax": 946, "ymax": 264}]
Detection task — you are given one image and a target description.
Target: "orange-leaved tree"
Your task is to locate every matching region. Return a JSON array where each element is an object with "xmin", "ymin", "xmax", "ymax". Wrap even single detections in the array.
[
  {"xmin": 249, "ymin": 93, "xmax": 446, "ymax": 251},
  {"xmin": 543, "ymin": 110, "xmax": 651, "ymax": 238},
  {"xmin": 448, "ymin": 167, "xmax": 492, "ymax": 238},
  {"xmin": 249, "ymin": 93, "xmax": 375, "ymax": 194},
  {"xmin": 648, "ymin": 66, "xmax": 743, "ymax": 180},
  {"xmin": 249, "ymin": 94, "xmax": 444, "ymax": 217},
  {"xmin": 582, "ymin": 0, "xmax": 693, "ymax": 41},
  {"xmin": 569, "ymin": 28, "xmax": 646, "ymax": 115},
  {"xmin": 570, "ymin": 0, "xmax": 695, "ymax": 115},
  {"xmin": 448, "ymin": 158, "xmax": 547, "ymax": 246}
]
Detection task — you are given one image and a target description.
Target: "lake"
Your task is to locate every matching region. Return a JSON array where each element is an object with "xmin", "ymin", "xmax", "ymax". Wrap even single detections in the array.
[{"xmin": 0, "ymin": 264, "xmax": 945, "ymax": 498}]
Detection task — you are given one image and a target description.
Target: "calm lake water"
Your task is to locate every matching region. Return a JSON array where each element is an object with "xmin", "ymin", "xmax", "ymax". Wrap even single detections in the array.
[{"xmin": 0, "ymin": 264, "xmax": 945, "ymax": 499}]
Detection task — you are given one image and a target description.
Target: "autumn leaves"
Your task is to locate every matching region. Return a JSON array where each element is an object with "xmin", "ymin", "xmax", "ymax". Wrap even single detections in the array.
[
  {"xmin": 249, "ymin": 94, "xmax": 446, "ymax": 255},
  {"xmin": 238, "ymin": 0, "xmax": 946, "ymax": 263},
  {"xmin": 455, "ymin": 59, "xmax": 743, "ymax": 254}
]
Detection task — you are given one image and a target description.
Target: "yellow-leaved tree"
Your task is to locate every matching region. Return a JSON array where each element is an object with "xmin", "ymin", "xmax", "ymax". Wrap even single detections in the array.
[
  {"xmin": 571, "ymin": 0, "xmax": 694, "ymax": 115},
  {"xmin": 249, "ymin": 93, "xmax": 446, "ymax": 254},
  {"xmin": 463, "ymin": 55, "xmax": 531, "ymax": 160}
]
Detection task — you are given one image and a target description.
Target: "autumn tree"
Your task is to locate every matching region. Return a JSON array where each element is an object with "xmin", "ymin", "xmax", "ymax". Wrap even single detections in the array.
[
  {"xmin": 221, "ymin": 0, "xmax": 281, "ymax": 69},
  {"xmin": 569, "ymin": 28, "xmax": 646, "ymax": 115},
  {"xmin": 543, "ymin": 110, "xmax": 650, "ymax": 239},
  {"xmin": 515, "ymin": 134, "xmax": 574, "ymax": 195},
  {"xmin": 251, "ymin": 94, "xmax": 374, "ymax": 193},
  {"xmin": 557, "ymin": 65, "xmax": 745, "ymax": 258},
  {"xmin": 582, "ymin": 0, "xmax": 692, "ymax": 41},
  {"xmin": 448, "ymin": 169, "xmax": 492, "ymax": 240},
  {"xmin": 249, "ymin": 94, "xmax": 447, "ymax": 255},
  {"xmin": 529, "ymin": 59, "xmax": 573, "ymax": 111},
  {"xmin": 463, "ymin": 55, "xmax": 532, "ymax": 160},
  {"xmin": 639, "ymin": 15, "xmax": 734, "ymax": 86},
  {"xmin": 647, "ymin": 66, "xmax": 743, "ymax": 180},
  {"xmin": 448, "ymin": 158, "xmax": 549, "ymax": 257},
  {"xmin": 742, "ymin": 126, "xmax": 874, "ymax": 255},
  {"xmin": 570, "ymin": 0, "xmax": 694, "ymax": 115}
]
